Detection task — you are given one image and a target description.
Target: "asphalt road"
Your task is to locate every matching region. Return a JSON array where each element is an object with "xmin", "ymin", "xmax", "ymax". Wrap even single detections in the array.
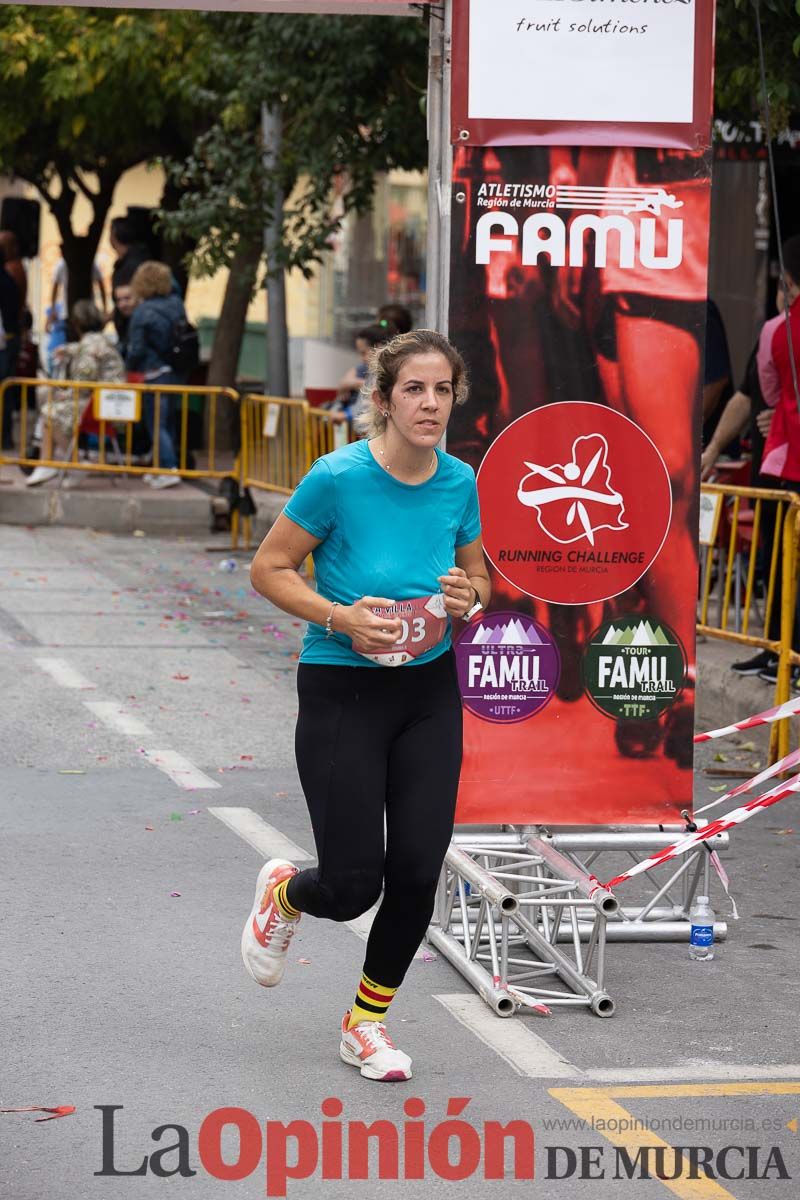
[{"xmin": 1, "ymin": 525, "xmax": 798, "ymax": 1200}]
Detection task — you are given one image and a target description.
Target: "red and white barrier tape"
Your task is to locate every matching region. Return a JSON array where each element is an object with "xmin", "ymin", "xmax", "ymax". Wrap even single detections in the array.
[
  {"xmin": 693, "ymin": 694, "xmax": 800, "ymax": 742},
  {"xmin": 597, "ymin": 771, "xmax": 800, "ymax": 892},
  {"xmin": 695, "ymin": 745, "xmax": 800, "ymax": 816}
]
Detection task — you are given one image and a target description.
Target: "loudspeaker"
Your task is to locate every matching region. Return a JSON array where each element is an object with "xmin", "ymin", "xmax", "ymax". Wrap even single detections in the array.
[{"xmin": 0, "ymin": 197, "xmax": 41, "ymax": 259}]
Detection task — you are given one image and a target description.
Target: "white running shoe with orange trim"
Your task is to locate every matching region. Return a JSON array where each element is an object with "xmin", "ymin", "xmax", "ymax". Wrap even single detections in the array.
[
  {"xmin": 339, "ymin": 1011, "xmax": 413, "ymax": 1081},
  {"xmin": 241, "ymin": 858, "xmax": 300, "ymax": 987}
]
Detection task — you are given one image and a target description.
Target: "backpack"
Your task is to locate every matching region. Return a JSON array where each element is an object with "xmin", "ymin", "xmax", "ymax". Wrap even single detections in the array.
[{"xmin": 168, "ymin": 316, "xmax": 200, "ymax": 376}]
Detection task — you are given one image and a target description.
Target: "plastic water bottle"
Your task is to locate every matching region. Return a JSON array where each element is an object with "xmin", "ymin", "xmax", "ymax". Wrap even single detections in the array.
[{"xmin": 689, "ymin": 896, "xmax": 715, "ymax": 961}]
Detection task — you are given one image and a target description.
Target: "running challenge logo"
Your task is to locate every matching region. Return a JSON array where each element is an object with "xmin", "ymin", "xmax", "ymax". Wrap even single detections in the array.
[
  {"xmin": 477, "ymin": 403, "xmax": 672, "ymax": 604},
  {"xmin": 474, "ymin": 184, "xmax": 684, "ymax": 270}
]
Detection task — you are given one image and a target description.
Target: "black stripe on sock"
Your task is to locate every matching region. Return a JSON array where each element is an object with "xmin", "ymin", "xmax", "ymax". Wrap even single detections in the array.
[{"xmin": 354, "ymin": 997, "xmax": 389, "ymax": 1016}]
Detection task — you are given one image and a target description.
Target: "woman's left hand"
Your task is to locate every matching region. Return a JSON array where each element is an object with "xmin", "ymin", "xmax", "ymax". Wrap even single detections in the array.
[{"xmin": 438, "ymin": 567, "xmax": 475, "ymax": 618}]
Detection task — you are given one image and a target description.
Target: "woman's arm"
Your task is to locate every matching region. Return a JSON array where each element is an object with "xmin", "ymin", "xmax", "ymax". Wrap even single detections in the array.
[
  {"xmin": 250, "ymin": 513, "xmax": 405, "ymax": 654},
  {"xmin": 439, "ymin": 534, "xmax": 492, "ymax": 618},
  {"xmin": 125, "ymin": 310, "xmax": 147, "ymax": 370}
]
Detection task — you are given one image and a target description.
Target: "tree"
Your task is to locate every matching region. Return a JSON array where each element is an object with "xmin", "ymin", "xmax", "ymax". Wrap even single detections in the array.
[
  {"xmin": 0, "ymin": 5, "xmax": 213, "ymax": 313},
  {"xmin": 716, "ymin": 0, "xmax": 800, "ymax": 126},
  {"xmin": 160, "ymin": 11, "xmax": 429, "ymax": 387}
]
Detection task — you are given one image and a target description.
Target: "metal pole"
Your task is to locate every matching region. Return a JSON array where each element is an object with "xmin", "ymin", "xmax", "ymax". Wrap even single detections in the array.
[
  {"xmin": 525, "ymin": 835, "xmax": 619, "ymax": 916},
  {"xmin": 426, "ymin": 926, "xmax": 517, "ymax": 1016},
  {"xmin": 261, "ymin": 103, "xmax": 290, "ymax": 398},
  {"xmin": 424, "ymin": 0, "xmax": 453, "ymax": 336}
]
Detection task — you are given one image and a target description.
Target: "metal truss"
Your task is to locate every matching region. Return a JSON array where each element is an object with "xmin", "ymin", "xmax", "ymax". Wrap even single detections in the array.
[{"xmin": 426, "ymin": 824, "xmax": 730, "ymax": 1018}]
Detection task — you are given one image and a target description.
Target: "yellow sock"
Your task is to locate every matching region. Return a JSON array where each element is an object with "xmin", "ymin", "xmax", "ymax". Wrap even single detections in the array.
[
  {"xmin": 348, "ymin": 972, "xmax": 398, "ymax": 1028},
  {"xmin": 272, "ymin": 878, "xmax": 299, "ymax": 920}
]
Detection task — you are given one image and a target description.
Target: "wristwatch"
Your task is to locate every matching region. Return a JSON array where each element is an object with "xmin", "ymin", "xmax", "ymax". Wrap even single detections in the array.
[{"xmin": 465, "ymin": 586, "xmax": 483, "ymax": 620}]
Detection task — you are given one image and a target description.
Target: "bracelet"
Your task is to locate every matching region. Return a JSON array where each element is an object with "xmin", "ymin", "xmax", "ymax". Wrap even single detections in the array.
[
  {"xmin": 465, "ymin": 586, "xmax": 483, "ymax": 620},
  {"xmin": 325, "ymin": 601, "xmax": 339, "ymax": 638}
]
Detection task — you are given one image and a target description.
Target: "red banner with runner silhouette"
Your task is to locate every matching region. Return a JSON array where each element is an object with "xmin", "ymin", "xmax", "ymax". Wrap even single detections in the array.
[{"xmin": 449, "ymin": 144, "xmax": 710, "ymax": 823}]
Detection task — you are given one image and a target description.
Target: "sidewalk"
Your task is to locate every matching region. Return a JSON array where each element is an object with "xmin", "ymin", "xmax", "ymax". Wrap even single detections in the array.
[
  {"xmin": 0, "ymin": 463, "xmax": 284, "ymax": 538},
  {"xmin": 694, "ymin": 632, "xmax": 778, "ymax": 740}
]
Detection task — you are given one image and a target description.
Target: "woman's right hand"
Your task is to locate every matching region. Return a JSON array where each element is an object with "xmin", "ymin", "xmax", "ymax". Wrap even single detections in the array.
[{"xmin": 338, "ymin": 596, "xmax": 404, "ymax": 653}]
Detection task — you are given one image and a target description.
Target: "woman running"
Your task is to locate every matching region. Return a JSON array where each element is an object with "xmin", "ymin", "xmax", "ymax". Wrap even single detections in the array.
[{"xmin": 243, "ymin": 329, "xmax": 489, "ymax": 1081}]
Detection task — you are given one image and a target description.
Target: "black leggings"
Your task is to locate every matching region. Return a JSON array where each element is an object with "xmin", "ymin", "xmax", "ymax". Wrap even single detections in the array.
[{"xmin": 286, "ymin": 650, "xmax": 463, "ymax": 988}]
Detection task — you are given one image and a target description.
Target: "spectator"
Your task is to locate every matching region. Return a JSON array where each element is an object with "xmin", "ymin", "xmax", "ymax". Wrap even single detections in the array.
[
  {"xmin": 110, "ymin": 216, "xmax": 151, "ymax": 341},
  {"xmin": 332, "ymin": 323, "xmax": 396, "ymax": 427},
  {"xmin": 126, "ymin": 260, "xmax": 187, "ymax": 489},
  {"xmin": 26, "ymin": 300, "xmax": 125, "ymax": 488},
  {"xmin": 112, "ymin": 283, "xmax": 136, "ymax": 360},
  {"xmin": 701, "ymin": 287, "xmax": 785, "ymax": 485},
  {"xmin": 702, "ymin": 298, "xmax": 734, "ymax": 451},
  {"xmin": 0, "ymin": 231, "xmax": 27, "ymax": 318},
  {"xmin": 0, "ymin": 244, "xmax": 21, "ymax": 451},
  {"xmin": 377, "ymin": 302, "xmax": 412, "ymax": 335},
  {"xmin": 736, "ymin": 236, "xmax": 800, "ymax": 683}
]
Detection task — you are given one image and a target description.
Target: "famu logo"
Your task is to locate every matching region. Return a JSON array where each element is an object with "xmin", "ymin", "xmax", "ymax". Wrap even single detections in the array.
[
  {"xmin": 475, "ymin": 183, "xmax": 684, "ymax": 271},
  {"xmin": 583, "ymin": 615, "xmax": 686, "ymax": 721}
]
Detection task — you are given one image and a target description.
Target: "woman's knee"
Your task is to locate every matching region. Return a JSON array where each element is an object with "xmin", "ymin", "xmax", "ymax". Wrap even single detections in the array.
[{"xmin": 318, "ymin": 870, "xmax": 383, "ymax": 922}]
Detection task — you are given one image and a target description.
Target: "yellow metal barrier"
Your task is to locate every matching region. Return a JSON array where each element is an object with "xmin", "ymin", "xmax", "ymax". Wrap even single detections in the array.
[
  {"xmin": 697, "ymin": 482, "xmax": 800, "ymax": 761},
  {"xmin": 0, "ymin": 376, "xmax": 239, "ymax": 482}
]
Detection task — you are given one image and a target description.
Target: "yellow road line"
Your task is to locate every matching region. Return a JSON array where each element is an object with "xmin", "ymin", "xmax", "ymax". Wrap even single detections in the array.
[{"xmin": 549, "ymin": 1081, "xmax": 800, "ymax": 1200}]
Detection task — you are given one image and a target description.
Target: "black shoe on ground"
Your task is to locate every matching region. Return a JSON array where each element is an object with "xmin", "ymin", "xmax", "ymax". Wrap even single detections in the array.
[
  {"xmin": 731, "ymin": 650, "xmax": 777, "ymax": 676},
  {"xmin": 759, "ymin": 664, "xmax": 800, "ymax": 687}
]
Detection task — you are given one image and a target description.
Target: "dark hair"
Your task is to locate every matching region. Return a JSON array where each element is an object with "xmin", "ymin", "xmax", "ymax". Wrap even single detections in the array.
[
  {"xmin": 355, "ymin": 329, "xmax": 469, "ymax": 438},
  {"xmin": 71, "ymin": 300, "xmax": 104, "ymax": 334},
  {"xmin": 110, "ymin": 216, "xmax": 135, "ymax": 246},
  {"xmin": 355, "ymin": 322, "xmax": 396, "ymax": 348},
  {"xmin": 782, "ymin": 235, "xmax": 800, "ymax": 289},
  {"xmin": 377, "ymin": 303, "xmax": 412, "ymax": 335}
]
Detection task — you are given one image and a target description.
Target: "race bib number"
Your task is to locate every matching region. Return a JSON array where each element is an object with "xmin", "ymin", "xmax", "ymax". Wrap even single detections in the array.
[{"xmin": 353, "ymin": 593, "xmax": 448, "ymax": 666}]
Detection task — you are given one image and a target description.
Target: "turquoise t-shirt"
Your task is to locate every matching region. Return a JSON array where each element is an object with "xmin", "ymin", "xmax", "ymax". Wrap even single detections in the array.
[{"xmin": 283, "ymin": 438, "xmax": 481, "ymax": 667}]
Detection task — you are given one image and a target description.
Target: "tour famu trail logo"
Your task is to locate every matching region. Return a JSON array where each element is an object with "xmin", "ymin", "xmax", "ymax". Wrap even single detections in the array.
[
  {"xmin": 517, "ymin": 434, "xmax": 627, "ymax": 546},
  {"xmin": 455, "ymin": 612, "xmax": 560, "ymax": 723},
  {"xmin": 583, "ymin": 615, "xmax": 686, "ymax": 721}
]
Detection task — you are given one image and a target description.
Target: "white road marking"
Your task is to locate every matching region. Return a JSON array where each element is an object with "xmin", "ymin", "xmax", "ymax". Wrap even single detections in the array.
[
  {"xmin": 436, "ymin": 994, "xmax": 800, "ymax": 1082},
  {"xmin": 435, "ymin": 994, "xmax": 582, "ymax": 1078},
  {"xmin": 35, "ymin": 657, "xmax": 96, "ymax": 690},
  {"xmin": 84, "ymin": 700, "xmax": 154, "ymax": 738},
  {"xmin": 590, "ymin": 1063, "xmax": 800, "ymax": 1083},
  {"xmin": 209, "ymin": 807, "xmax": 312, "ymax": 860},
  {"xmin": 141, "ymin": 750, "xmax": 221, "ymax": 791}
]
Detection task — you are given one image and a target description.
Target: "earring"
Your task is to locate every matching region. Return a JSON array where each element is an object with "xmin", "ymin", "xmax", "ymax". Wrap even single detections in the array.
[{"xmin": 382, "ymin": 411, "xmax": 389, "ymax": 418}]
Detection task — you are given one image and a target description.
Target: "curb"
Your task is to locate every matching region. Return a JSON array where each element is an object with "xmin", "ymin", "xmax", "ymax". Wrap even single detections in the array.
[{"xmin": 0, "ymin": 476, "xmax": 285, "ymax": 538}]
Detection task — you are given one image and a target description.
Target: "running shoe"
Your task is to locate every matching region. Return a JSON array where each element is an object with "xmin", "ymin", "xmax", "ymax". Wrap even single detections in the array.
[
  {"xmin": 149, "ymin": 472, "xmax": 181, "ymax": 490},
  {"xmin": 731, "ymin": 650, "xmax": 776, "ymax": 676},
  {"xmin": 241, "ymin": 859, "xmax": 300, "ymax": 987},
  {"xmin": 339, "ymin": 1011, "xmax": 412, "ymax": 1082}
]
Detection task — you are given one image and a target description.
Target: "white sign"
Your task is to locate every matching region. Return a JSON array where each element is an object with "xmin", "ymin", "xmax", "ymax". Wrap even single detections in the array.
[
  {"xmin": 698, "ymin": 489, "xmax": 722, "ymax": 547},
  {"xmin": 468, "ymin": 0, "xmax": 695, "ymax": 124},
  {"xmin": 263, "ymin": 402, "xmax": 282, "ymax": 438},
  {"xmin": 95, "ymin": 388, "xmax": 139, "ymax": 423}
]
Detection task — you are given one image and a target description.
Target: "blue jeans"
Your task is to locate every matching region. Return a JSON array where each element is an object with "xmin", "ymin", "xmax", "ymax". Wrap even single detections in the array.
[{"xmin": 143, "ymin": 371, "xmax": 181, "ymax": 470}]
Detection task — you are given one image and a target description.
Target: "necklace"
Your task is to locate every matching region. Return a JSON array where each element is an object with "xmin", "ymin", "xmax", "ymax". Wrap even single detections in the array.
[{"xmin": 376, "ymin": 437, "xmax": 436, "ymax": 480}]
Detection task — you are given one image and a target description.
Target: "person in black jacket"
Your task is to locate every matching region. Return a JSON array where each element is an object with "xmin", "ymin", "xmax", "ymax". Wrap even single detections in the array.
[
  {"xmin": 0, "ymin": 245, "xmax": 21, "ymax": 451},
  {"xmin": 126, "ymin": 261, "xmax": 187, "ymax": 489}
]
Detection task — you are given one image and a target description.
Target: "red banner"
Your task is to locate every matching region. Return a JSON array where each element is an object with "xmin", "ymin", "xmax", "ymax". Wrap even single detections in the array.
[{"xmin": 449, "ymin": 144, "xmax": 711, "ymax": 824}]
